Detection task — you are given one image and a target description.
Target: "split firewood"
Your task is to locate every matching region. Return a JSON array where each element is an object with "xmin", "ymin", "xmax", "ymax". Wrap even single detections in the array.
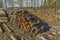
[
  {"xmin": 0, "ymin": 20, "xmax": 8, "ymax": 23},
  {"xmin": 29, "ymin": 21, "xmax": 33, "ymax": 28},
  {"xmin": 31, "ymin": 27, "xmax": 38, "ymax": 36},
  {"xmin": 0, "ymin": 17, "xmax": 8, "ymax": 20},
  {"xmin": 0, "ymin": 11, "xmax": 6, "ymax": 17},
  {"xmin": 10, "ymin": 34, "xmax": 21, "ymax": 40},
  {"xmin": 2, "ymin": 23, "xmax": 11, "ymax": 32},
  {"xmin": 10, "ymin": 35, "xmax": 17, "ymax": 40},
  {"xmin": 22, "ymin": 22, "xmax": 28, "ymax": 32}
]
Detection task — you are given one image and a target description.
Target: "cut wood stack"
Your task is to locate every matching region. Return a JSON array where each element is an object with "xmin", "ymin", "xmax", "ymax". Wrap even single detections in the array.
[
  {"xmin": 16, "ymin": 10, "xmax": 51, "ymax": 36},
  {"xmin": 16, "ymin": 11, "xmax": 42, "ymax": 36},
  {"xmin": 0, "ymin": 10, "xmax": 8, "ymax": 23},
  {"xmin": 0, "ymin": 9, "xmax": 9, "ymax": 32}
]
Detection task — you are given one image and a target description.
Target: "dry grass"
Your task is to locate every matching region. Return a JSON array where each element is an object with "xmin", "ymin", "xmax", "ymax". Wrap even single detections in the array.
[{"xmin": 33, "ymin": 10, "xmax": 60, "ymax": 26}]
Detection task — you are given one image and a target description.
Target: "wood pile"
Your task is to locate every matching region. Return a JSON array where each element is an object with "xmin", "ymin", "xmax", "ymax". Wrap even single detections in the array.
[
  {"xmin": 16, "ymin": 10, "xmax": 51, "ymax": 36},
  {"xmin": 0, "ymin": 10, "xmax": 8, "ymax": 23},
  {"xmin": 0, "ymin": 9, "xmax": 9, "ymax": 32},
  {"xmin": 16, "ymin": 11, "xmax": 39, "ymax": 35},
  {"xmin": 0, "ymin": 9, "xmax": 51, "ymax": 40}
]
